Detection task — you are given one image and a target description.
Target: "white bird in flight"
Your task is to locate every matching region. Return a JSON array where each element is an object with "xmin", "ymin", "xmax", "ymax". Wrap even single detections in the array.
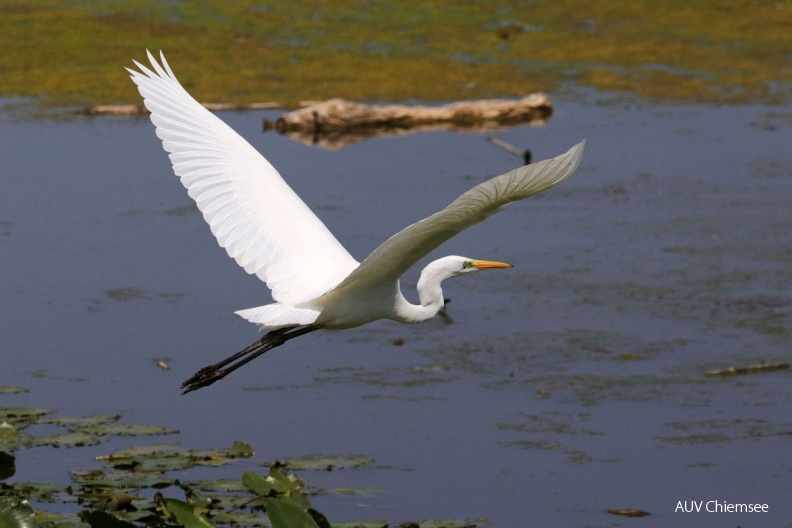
[{"xmin": 128, "ymin": 51, "xmax": 585, "ymax": 393}]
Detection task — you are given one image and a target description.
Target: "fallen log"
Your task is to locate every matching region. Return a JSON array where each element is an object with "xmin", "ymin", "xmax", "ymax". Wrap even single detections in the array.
[
  {"xmin": 274, "ymin": 94, "xmax": 552, "ymax": 133},
  {"xmin": 269, "ymin": 94, "xmax": 552, "ymax": 148}
]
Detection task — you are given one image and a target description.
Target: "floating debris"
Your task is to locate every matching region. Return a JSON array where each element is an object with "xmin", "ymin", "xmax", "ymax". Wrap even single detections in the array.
[
  {"xmin": 705, "ymin": 361, "xmax": 789, "ymax": 377},
  {"xmin": 607, "ymin": 508, "xmax": 650, "ymax": 517},
  {"xmin": 155, "ymin": 359, "xmax": 171, "ymax": 371}
]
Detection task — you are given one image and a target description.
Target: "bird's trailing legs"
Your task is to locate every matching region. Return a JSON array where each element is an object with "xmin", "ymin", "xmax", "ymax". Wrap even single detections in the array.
[{"xmin": 181, "ymin": 325, "xmax": 321, "ymax": 394}]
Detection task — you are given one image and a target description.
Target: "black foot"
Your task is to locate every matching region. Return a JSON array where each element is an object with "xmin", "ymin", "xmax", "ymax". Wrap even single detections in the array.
[
  {"xmin": 179, "ymin": 325, "xmax": 320, "ymax": 394},
  {"xmin": 181, "ymin": 365, "xmax": 228, "ymax": 394}
]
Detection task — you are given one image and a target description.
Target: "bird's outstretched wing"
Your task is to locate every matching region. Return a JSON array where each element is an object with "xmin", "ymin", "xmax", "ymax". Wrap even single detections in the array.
[
  {"xmin": 128, "ymin": 51, "xmax": 359, "ymax": 304},
  {"xmin": 332, "ymin": 141, "xmax": 585, "ymax": 292}
]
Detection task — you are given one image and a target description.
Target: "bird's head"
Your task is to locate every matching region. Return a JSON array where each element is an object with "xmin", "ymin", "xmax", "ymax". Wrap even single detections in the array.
[
  {"xmin": 427, "ymin": 255, "xmax": 513, "ymax": 280},
  {"xmin": 411, "ymin": 256, "xmax": 513, "ymax": 320}
]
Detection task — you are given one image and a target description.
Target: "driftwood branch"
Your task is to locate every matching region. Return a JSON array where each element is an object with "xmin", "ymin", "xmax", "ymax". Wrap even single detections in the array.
[
  {"xmin": 276, "ymin": 94, "xmax": 551, "ymax": 131},
  {"xmin": 269, "ymin": 94, "xmax": 552, "ymax": 148},
  {"xmin": 705, "ymin": 361, "xmax": 789, "ymax": 377}
]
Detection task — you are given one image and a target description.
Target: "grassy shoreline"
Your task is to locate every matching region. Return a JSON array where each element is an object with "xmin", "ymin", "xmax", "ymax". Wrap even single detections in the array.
[{"xmin": 2, "ymin": 1, "xmax": 790, "ymax": 111}]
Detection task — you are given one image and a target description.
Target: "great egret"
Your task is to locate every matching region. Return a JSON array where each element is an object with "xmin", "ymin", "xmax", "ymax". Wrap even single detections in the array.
[{"xmin": 128, "ymin": 51, "xmax": 585, "ymax": 393}]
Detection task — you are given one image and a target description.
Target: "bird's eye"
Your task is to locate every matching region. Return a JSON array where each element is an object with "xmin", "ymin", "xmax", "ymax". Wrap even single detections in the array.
[{"xmin": 462, "ymin": 260, "xmax": 474, "ymax": 269}]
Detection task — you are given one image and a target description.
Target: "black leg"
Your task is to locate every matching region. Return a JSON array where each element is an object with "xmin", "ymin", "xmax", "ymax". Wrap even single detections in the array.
[{"xmin": 180, "ymin": 325, "xmax": 320, "ymax": 394}]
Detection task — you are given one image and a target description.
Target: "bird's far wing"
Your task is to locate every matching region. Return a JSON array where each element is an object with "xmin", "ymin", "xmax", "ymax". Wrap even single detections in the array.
[
  {"xmin": 332, "ymin": 141, "xmax": 585, "ymax": 292},
  {"xmin": 128, "ymin": 51, "xmax": 359, "ymax": 304}
]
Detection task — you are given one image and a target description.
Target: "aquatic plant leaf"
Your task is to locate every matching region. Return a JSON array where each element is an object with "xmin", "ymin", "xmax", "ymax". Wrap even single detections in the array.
[
  {"xmin": 266, "ymin": 498, "xmax": 320, "ymax": 528},
  {"xmin": 160, "ymin": 498, "xmax": 217, "ymax": 528},
  {"xmin": 0, "ymin": 426, "xmax": 25, "ymax": 452},
  {"xmin": 0, "ymin": 497, "xmax": 36, "ymax": 528},
  {"xmin": 29, "ymin": 511, "xmax": 73, "ymax": 525},
  {"xmin": 241, "ymin": 470, "xmax": 275, "ymax": 496},
  {"xmin": 0, "ymin": 408, "xmax": 50, "ymax": 429},
  {"xmin": 307, "ymin": 507, "xmax": 332, "ymax": 528},
  {"xmin": 104, "ymin": 443, "xmax": 181, "ymax": 457},
  {"xmin": 262, "ymin": 454, "xmax": 374, "ymax": 471},
  {"xmin": 71, "ymin": 468, "xmax": 176, "ymax": 489},
  {"xmin": 29, "ymin": 430, "xmax": 107, "ymax": 448},
  {"xmin": 105, "ymin": 287, "xmax": 149, "ymax": 302},
  {"xmin": 266, "ymin": 466, "xmax": 308, "ymax": 499},
  {"xmin": 230, "ymin": 441, "xmax": 254, "ymax": 458},
  {"xmin": 37, "ymin": 415, "xmax": 120, "ymax": 427},
  {"xmin": 0, "ymin": 386, "xmax": 29, "ymax": 394},
  {"xmin": 75, "ymin": 423, "xmax": 179, "ymax": 437},
  {"xmin": 80, "ymin": 510, "xmax": 138, "ymax": 528},
  {"xmin": 4, "ymin": 481, "xmax": 70, "ymax": 503},
  {"xmin": 101, "ymin": 442, "xmax": 247, "ymax": 471},
  {"xmin": 0, "ymin": 451, "xmax": 16, "ymax": 480},
  {"xmin": 332, "ymin": 486, "xmax": 380, "ymax": 497},
  {"xmin": 189, "ymin": 479, "xmax": 248, "ymax": 493},
  {"xmin": 242, "ymin": 468, "xmax": 311, "ymax": 509}
]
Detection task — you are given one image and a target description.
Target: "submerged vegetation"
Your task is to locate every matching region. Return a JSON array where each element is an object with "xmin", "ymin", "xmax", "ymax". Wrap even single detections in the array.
[{"xmin": 1, "ymin": 0, "xmax": 790, "ymax": 112}]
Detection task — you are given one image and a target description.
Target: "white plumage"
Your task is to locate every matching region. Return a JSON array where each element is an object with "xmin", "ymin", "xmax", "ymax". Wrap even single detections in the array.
[{"xmin": 128, "ymin": 51, "xmax": 585, "ymax": 391}]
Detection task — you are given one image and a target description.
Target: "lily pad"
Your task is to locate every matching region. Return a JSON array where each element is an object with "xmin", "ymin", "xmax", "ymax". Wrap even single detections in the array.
[
  {"xmin": 332, "ymin": 487, "xmax": 380, "ymax": 497},
  {"xmin": 261, "ymin": 454, "xmax": 374, "ymax": 471},
  {"xmin": 0, "ymin": 408, "xmax": 50, "ymax": 429},
  {"xmin": 76, "ymin": 423, "xmax": 179, "ymax": 438},
  {"xmin": 29, "ymin": 429, "xmax": 108, "ymax": 448},
  {"xmin": 230, "ymin": 441, "xmax": 255, "ymax": 458},
  {"xmin": 3, "ymin": 481, "xmax": 71, "ymax": 503},
  {"xmin": 0, "ymin": 387, "xmax": 29, "ymax": 394},
  {"xmin": 96, "ymin": 442, "xmax": 253, "ymax": 474},
  {"xmin": 71, "ymin": 466, "xmax": 177, "ymax": 489},
  {"xmin": 185, "ymin": 479, "xmax": 248, "ymax": 493},
  {"xmin": 37, "ymin": 415, "xmax": 121, "ymax": 427}
]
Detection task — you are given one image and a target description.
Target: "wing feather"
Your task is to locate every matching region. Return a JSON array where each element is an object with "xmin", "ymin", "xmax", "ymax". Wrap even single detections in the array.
[
  {"xmin": 333, "ymin": 141, "xmax": 585, "ymax": 291},
  {"xmin": 128, "ymin": 51, "xmax": 359, "ymax": 304}
]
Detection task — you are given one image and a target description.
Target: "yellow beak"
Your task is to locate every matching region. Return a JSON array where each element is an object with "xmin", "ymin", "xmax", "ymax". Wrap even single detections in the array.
[{"xmin": 473, "ymin": 260, "xmax": 513, "ymax": 270}]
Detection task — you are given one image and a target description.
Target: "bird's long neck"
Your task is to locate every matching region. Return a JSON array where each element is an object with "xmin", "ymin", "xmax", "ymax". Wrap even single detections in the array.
[{"xmin": 393, "ymin": 265, "xmax": 447, "ymax": 324}]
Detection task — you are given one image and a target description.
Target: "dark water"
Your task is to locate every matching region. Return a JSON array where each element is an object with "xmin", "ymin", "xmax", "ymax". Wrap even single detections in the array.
[{"xmin": 2, "ymin": 91, "xmax": 791, "ymax": 527}]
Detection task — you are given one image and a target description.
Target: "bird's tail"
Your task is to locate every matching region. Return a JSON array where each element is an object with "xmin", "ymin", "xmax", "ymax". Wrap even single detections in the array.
[{"xmin": 235, "ymin": 303, "xmax": 320, "ymax": 330}]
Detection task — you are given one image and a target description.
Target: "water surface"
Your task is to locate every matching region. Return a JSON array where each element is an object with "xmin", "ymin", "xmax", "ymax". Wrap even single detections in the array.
[{"xmin": 2, "ymin": 92, "xmax": 791, "ymax": 527}]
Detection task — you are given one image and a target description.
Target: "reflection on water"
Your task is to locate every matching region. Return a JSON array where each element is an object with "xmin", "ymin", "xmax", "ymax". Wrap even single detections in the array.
[{"xmin": 1, "ymin": 92, "xmax": 791, "ymax": 527}]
